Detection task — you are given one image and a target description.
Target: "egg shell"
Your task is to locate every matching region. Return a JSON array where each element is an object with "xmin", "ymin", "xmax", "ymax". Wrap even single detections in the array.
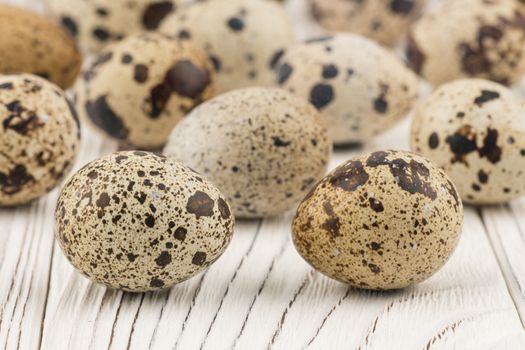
[
  {"xmin": 411, "ymin": 79, "xmax": 525, "ymax": 204},
  {"xmin": 55, "ymin": 151, "xmax": 235, "ymax": 292},
  {"xmin": 407, "ymin": 0, "xmax": 525, "ymax": 86},
  {"xmin": 276, "ymin": 34, "xmax": 419, "ymax": 145},
  {"xmin": 292, "ymin": 150, "xmax": 463, "ymax": 290},
  {"xmin": 75, "ymin": 33, "xmax": 216, "ymax": 150},
  {"xmin": 163, "ymin": 87, "xmax": 331, "ymax": 219},
  {"xmin": 0, "ymin": 74, "xmax": 80, "ymax": 206},
  {"xmin": 310, "ymin": 0, "xmax": 426, "ymax": 46},
  {"xmin": 160, "ymin": 0, "xmax": 294, "ymax": 93},
  {"xmin": 0, "ymin": 5, "xmax": 82, "ymax": 89},
  {"xmin": 44, "ymin": 0, "xmax": 180, "ymax": 52}
]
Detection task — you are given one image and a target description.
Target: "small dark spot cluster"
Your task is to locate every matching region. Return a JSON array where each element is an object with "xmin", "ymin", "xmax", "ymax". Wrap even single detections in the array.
[{"xmin": 445, "ymin": 125, "xmax": 502, "ymax": 165}]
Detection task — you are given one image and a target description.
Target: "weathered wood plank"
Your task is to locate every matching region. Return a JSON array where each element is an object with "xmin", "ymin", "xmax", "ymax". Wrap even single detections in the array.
[
  {"xmin": 482, "ymin": 200, "xmax": 525, "ymax": 327},
  {"xmin": 37, "ymin": 125, "xmax": 525, "ymax": 350},
  {"xmin": 0, "ymin": 198, "xmax": 55, "ymax": 350}
]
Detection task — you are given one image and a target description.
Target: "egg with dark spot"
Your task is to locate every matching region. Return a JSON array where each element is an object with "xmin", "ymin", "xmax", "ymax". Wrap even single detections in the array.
[
  {"xmin": 292, "ymin": 150, "xmax": 463, "ymax": 290},
  {"xmin": 411, "ymin": 79, "xmax": 525, "ymax": 204},
  {"xmin": 275, "ymin": 34, "xmax": 419, "ymax": 145},
  {"xmin": 309, "ymin": 0, "xmax": 427, "ymax": 46},
  {"xmin": 160, "ymin": 0, "xmax": 294, "ymax": 93},
  {"xmin": 407, "ymin": 0, "xmax": 525, "ymax": 86},
  {"xmin": 163, "ymin": 87, "xmax": 331, "ymax": 219},
  {"xmin": 0, "ymin": 74, "xmax": 80, "ymax": 206},
  {"xmin": 75, "ymin": 33, "xmax": 216, "ymax": 149},
  {"xmin": 44, "ymin": 0, "xmax": 180, "ymax": 52},
  {"xmin": 55, "ymin": 151, "xmax": 234, "ymax": 292}
]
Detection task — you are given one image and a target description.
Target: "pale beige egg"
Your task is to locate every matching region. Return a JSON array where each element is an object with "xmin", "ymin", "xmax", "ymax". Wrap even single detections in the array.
[
  {"xmin": 75, "ymin": 33, "xmax": 216, "ymax": 150},
  {"xmin": 163, "ymin": 87, "xmax": 331, "ymax": 219},
  {"xmin": 0, "ymin": 74, "xmax": 80, "ymax": 206},
  {"xmin": 407, "ymin": 0, "xmax": 525, "ymax": 86},
  {"xmin": 275, "ymin": 34, "xmax": 419, "ymax": 145},
  {"xmin": 44, "ymin": 0, "xmax": 180, "ymax": 52},
  {"xmin": 309, "ymin": 0, "xmax": 427, "ymax": 46},
  {"xmin": 55, "ymin": 151, "xmax": 234, "ymax": 292},
  {"xmin": 160, "ymin": 0, "xmax": 294, "ymax": 93},
  {"xmin": 411, "ymin": 79, "xmax": 525, "ymax": 204}
]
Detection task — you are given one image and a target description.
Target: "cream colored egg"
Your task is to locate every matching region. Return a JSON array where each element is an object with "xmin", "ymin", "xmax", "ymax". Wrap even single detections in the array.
[
  {"xmin": 407, "ymin": 0, "xmax": 525, "ymax": 86},
  {"xmin": 276, "ymin": 34, "xmax": 419, "ymax": 145},
  {"xmin": 75, "ymin": 33, "xmax": 216, "ymax": 150},
  {"xmin": 44, "ymin": 0, "xmax": 180, "ymax": 52},
  {"xmin": 160, "ymin": 0, "xmax": 294, "ymax": 93},
  {"xmin": 310, "ymin": 0, "xmax": 427, "ymax": 46},
  {"xmin": 55, "ymin": 151, "xmax": 234, "ymax": 292},
  {"xmin": 0, "ymin": 74, "xmax": 80, "ymax": 206},
  {"xmin": 292, "ymin": 150, "xmax": 463, "ymax": 290},
  {"xmin": 163, "ymin": 87, "xmax": 331, "ymax": 219},
  {"xmin": 411, "ymin": 79, "xmax": 525, "ymax": 204}
]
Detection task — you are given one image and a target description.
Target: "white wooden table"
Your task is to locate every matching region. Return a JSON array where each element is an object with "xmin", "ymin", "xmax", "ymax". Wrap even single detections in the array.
[{"xmin": 1, "ymin": 0, "xmax": 525, "ymax": 349}]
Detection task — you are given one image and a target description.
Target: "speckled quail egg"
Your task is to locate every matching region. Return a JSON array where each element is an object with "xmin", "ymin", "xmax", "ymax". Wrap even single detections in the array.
[
  {"xmin": 44, "ymin": 0, "xmax": 180, "ymax": 52},
  {"xmin": 75, "ymin": 33, "xmax": 216, "ymax": 150},
  {"xmin": 411, "ymin": 79, "xmax": 525, "ymax": 204},
  {"xmin": 275, "ymin": 34, "xmax": 419, "ymax": 145},
  {"xmin": 0, "ymin": 74, "xmax": 80, "ymax": 206},
  {"xmin": 309, "ymin": 0, "xmax": 427, "ymax": 46},
  {"xmin": 160, "ymin": 0, "xmax": 294, "ymax": 93},
  {"xmin": 163, "ymin": 87, "xmax": 331, "ymax": 219},
  {"xmin": 0, "ymin": 5, "xmax": 82, "ymax": 89},
  {"xmin": 292, "ymin": 150, "xmax": 463, "ymax": 290},
  {"xmin": 55, "ymin": 151, "xmax": 234, "ymax": 292},
  {"xmin": 407, "ymin": 0, "xmax": 525, "ymax": 86}
]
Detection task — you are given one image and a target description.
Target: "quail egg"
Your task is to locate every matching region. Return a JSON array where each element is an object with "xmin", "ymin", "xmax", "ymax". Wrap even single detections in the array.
[
  {"xmin": 411, "ymin": 79, "xmax": 525, "ymax": 204},
  {"xmin": 160, "ymin": 0, "xmax": 294, "ymax": 93},
  {"xmin": 309, "ymin": 0, "xmax": 427, "ymax": 46},
  {"xmin": 55, "ymin": 151, "xmax": 234, "ymax": 292},
  {"xmin": 0, "ymin": 5, "xmax": 82, "ymax": 89},
  {"xmin": 75, "ymin": 33, "xmax": 216, "ymax": 150},
  {"xmin": 276, "ymin": 34, "xmax": 419, "ymax": 145},
  {"xmin": 407, "ymin": 0, "xmax": 525, "ymax": 86},
  {"xmin": 44, "ymin": 0, "xmax": 180, "ymax": 52},
  {"xmin": 292, "ymin": 150, "xmax": 463, "ymax": 290},
  {"xmin": 0, "ymin": 74, "xmax": 80, "ymax": 206},
  {"xmin": 163, "ymin": 87, "xmax": 331, "ymax": 219}
]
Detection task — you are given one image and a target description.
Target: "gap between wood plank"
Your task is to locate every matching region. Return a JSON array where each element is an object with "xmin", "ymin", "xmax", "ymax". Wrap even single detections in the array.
[
  {"xmin": 195, "ymin": 220, "xmax": 263, "ymax": 348},
  {"xmin": 228, "ymin": 233, "xmax": 292, "ymax": 349},
  {"xmin": 38, "ymin": 218, "xmax": 55, "ymax": 350},
  {"xmin": 146, "ymin": 289, "xmax": 172, "ymax": 349},
  {"xmin": 171, "ymin": 272, "xmax": 208, "ymax": 350},
  {"xmin": 478, "ymin": 206, "xmax": 525, "ymax": 330}
]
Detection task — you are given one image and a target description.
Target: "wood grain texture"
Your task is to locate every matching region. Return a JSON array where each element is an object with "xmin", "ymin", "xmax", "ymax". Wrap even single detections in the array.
[
  {"xmin": 1, "ymin": 123, "xmax": 521, "ymax": 350},
  {"xmin": 0, "ymin": 0, "xmax": 525, "ymax": 349},
  {"xmin": 482, "ymin": 200, "xmax": 525, "ymax": 326}
]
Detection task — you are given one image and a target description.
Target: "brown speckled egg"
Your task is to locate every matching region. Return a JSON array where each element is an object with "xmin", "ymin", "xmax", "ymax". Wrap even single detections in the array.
[
  {"xmin": 0, "ymin": 74, "xmax": 80, "ymax": 207},
  {"xmin": 292, "ymin": 150, "xmax": 463, "ymax": 290},
  {"xmin": 75, "ymin": 33, "xmax": 216, "ymax": 150},
  {"xmin": 160, "ymin": 0, "xmax": 294, "ymax": 93},
  {"xmin": 276, "ymin": 34, "xmax": 419, "ymax": 145},
  {"xmin": 44, "ymin": 0, "xmax": 180, "ymax": 52},
  {"xmin": 0, "ymin": 5, "xmax": 82, "ymax": 89},
  {"xmin": 407, "ymin": 0, "xmax": 525, "ymax": 86},
  {"xmin": 55, "ymin": 151, "xmax": 234, "ymax": 292},
  {"xmin": 163, "ymin": 87, "xmax": 331, "ymax": 219},
  {"xmin": 411, "ymin": 79, "xmax": 525, "ymax": 204},
  {"xmin": 310, "ymin": 0, "xmax": 427, "ymax": 46}
]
